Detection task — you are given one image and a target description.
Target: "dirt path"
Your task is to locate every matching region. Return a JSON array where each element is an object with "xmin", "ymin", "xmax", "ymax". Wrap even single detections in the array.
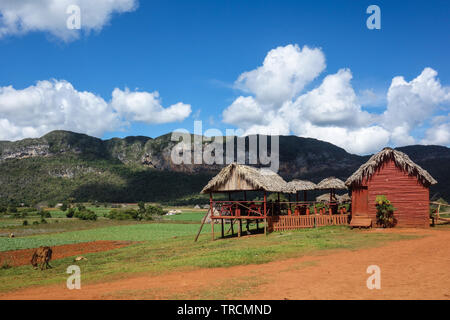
[
  {"xmin": 0, "ymin": 241, "xmax": 132, "ymax": 267},
  {"xmin": 1, "ymin": 229, "xmax": 449, "ymax": 300}
]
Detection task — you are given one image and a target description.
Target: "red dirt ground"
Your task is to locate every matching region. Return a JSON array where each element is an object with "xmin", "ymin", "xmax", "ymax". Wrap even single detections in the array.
[
  {"xmin": 0, "ymin": 241, "xmax": 132, "ymax": 267},
  {"xmin": 1, "ymin": 229, "xmax": 449, "ymax": 300}
]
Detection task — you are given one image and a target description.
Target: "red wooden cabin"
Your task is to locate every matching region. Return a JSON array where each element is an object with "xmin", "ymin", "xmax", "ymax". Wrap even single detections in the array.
[{"xmin": 346, "ymin": 148, "xmax": 437, "ymax": 228}]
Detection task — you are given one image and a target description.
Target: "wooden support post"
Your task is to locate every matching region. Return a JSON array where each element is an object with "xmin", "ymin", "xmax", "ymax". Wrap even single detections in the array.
[
  {"xmin": 304, "ymin": 191, "xmax": 307, "ymax": 202},
  {"xmin": 210, "ymin": 193, "xmax": 214, "ymax": 241},
  {"xmin": 194, "ymin": 210, "xmax": 210, "ymax": 242},
  {"xmin": 288, "ymin": 194, "xmax": 292, "ymax": 216},
  {"xmin": 264, "ymin": 191, "xmax": 268, "ymax": 236},
  {"xmin": 221, "ymin": 218, "xmax": 224, "ymax": 238},
  {"xmin": 238, "ymin": 219, "xmax": 241, "ymax": 237},
  {"xmin": 264, "ymin": 191, "xmax": 267, "ymax": 217},
  {"xmin": 256, "ymin": 219, "xmax": 259, "ymax": 230},
  {"xmin": 231, "ymin": 219, "xmax": 234, "ymax": 235}
]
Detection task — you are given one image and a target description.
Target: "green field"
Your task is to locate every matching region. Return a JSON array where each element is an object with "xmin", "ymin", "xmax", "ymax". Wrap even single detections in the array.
[{"xmin": 0, "ymin": 205, "xmax": 422, "ymax": 295}]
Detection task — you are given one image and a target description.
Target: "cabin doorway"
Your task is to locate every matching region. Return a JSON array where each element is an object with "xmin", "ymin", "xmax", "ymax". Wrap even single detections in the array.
[{"xmin": 353, "ymin": 186, "xmax": 369, "ymax": 215}]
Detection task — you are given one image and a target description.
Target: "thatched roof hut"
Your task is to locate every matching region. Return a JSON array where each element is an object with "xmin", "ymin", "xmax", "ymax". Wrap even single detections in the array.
[
  {"xmin": 201, "ymin": 163, "xmax": 290, "ymax": 194},
  {"xmin": 316, "ymin": 193, "xmax": 335, "ymax": 202},
  {"xmin": 287, "ymin": 179, "xmax": 317, "ymax": 192},
  {"xmin": 316, "ymin": 192, "xmax": 350, "ymax": 203},
  {"xmin": 346, "ymin": 147, "xmax": 437, "ymax": 187},
  {"xmin": 317, "ymin": 177, "xmax": 347, "ymax": 190},
  {"xmin": 339, "ymin": 193, "xmax": 351, "ymax": 203}
]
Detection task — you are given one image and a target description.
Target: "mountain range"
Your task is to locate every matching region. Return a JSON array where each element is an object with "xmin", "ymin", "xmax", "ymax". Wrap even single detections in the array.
[{"xmin": 0, "ymin": 130, "xmax": 448, "ymax": 205}]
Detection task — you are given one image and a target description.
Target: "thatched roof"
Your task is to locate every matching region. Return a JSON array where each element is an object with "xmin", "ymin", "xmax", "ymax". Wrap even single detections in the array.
[
  {"xmin": 316, "ymin": 193, "xmax": 334, "ymax": 202},
  {"xmin": 345, "ymin": 147, "xmax": 437, "ymax": 187},
  {"xmin": 201, "ymin": 163, "xmax": 290, "ymax": 194},
  {"xmin": 317, "ymin": 177, "xmax": 347, "ymax": 190},
  {"xmin": 339, "ymin": 193, "xmax": 351, "ymax": 203},
  {"xmin": 287, "ymin": 179, "xmax": 317, "ymax": 192},
  {"xmin": 316, "ymin": 192, "xmax": 350, "ymax": 203}
]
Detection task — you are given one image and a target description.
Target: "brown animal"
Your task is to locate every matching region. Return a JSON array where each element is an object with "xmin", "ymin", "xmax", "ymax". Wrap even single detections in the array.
[{"xmin": 31, "ymin": 246, "xmax": 53, "ymax": 270}]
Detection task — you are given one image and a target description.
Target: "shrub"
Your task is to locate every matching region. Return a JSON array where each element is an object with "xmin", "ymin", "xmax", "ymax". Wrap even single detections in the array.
[
  {"xmin": 7, "ymin": 205, "xmax": 17, "ymax": 213},
  {"xmin": 61, "ymin": 202, "xmax": 68, "ymax": 212},
  {"xmin": 74, "ymin": 209, "xmax": 97, "ymax": 221},
  {"xmin": 47, "ymin": 200, "xmax": 57, "ymax": 208},
  {"xmin": 146, "ymin": 204, "xmax": 166, "ymax": 216},
  {"xmin": 40, "ymin": 218, "xmax": 48, "ymax": 224},
  {"xmin": 338, "ymin": 203, "xmax": 350, "ymax": 212},
  {"xmin": 138, "ymin": 201, "xmax": 146, "ymax": 213},
  {"xmin": 39, "ymin": 210, "xmax": 52, "ymax": 218},
  {"xmin": 375, "ymin": 195, "xmax": 397, "ymax": 228},
  {"xmin": 107, "ymin": 208, "xmax": 139, "ymax": 220},
  {"xmin": 32, "ymin": 221, "xmax": 39, "ymax": 225},
  {"xmin": 23, "ymin": 220, "xmax": 28, "ymax": 226},
  {"xmin": 66, "ymin": 208, "xmax": 75, "ymax": 218}
]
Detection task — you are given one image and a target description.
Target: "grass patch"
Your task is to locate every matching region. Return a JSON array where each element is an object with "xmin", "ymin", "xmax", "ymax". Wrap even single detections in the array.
[{"xmin": 0, "ymin": 225, "xmax": 420, "ymax": 293}]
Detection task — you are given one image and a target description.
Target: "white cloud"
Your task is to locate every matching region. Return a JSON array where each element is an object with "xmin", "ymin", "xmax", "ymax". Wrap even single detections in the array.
[
  {"xmin": 222, "ymin": 96, "xmax": 264, "ymax": 128},
  {"xmin": 0, "ymin": 80, "xmax": 120, "ymax": 140},
  {"xmin": 357, "ymin": 88, "xmax": 386, "ymax": 107},
  {"xmin": 421, "ymin": 114, "xmax": 450, "ymax": 145},
  {"xmin": 0, "ymin": 79, "xmax": 191, "ymax": 141},
  {"xmin": 288, "ymin": 69, "xmax": 372, "ymax": 128},
  {"xmin": 383, "ymin": 67, "xmax": 450, "ymax": 147},
  {"xmin": 235, "ymin": 44, "xmax": 325, "ymax": 107},
  {"xmin": 297, "ymin": 123, "xmax": 390, "ymax": 155},
  {"xmin": 222, "ymin": 44, "xmax": 450, "ymax": 154},
  {"xmin": 0, "ymin": 0, "xmax": 137, "ymax": 41},
  {"xmin": 111, "ymin": 88, "xmax": 191, "ymax": 124}
]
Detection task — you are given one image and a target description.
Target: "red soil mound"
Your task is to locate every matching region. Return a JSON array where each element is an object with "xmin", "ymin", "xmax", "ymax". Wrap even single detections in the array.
[{"xmin": 0, "ymin": 241, "xmax": 132, "ymax": 267}]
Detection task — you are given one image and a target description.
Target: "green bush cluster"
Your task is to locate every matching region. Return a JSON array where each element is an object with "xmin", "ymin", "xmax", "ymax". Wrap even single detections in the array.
[
  {"xmin": 107, "ymin": 209, "xmax": 141, "ymax": 221},
  {"xmin": 66, "ymin": 208, "xmax": 75, "ymax": 218},
  {"xmin": 338, "ymin": 203, "xmax": 350, "ymax": 212},
  {"xmin": 39, "ymin": 209, "xmax": 52, "ymax": 218},
  {"xmin": 65, "ymin": 206, "xmax": 96, "ymax": 220},
  {"xmin": 107, "ymin": 203, "xmax": 166, "ymax": 221},
  {"xmin": 375, "ymin": 195, "xmax": 397, "ymax": 228},
  {"xmin": 74, "ymin": 209, "xmax": 97, "ymax": 221}
]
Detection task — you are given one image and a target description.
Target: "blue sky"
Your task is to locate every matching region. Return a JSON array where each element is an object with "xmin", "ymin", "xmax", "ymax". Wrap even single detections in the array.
[{"xmin": 0, "ymin": 0, "xmax": 448, "ymax": 154}]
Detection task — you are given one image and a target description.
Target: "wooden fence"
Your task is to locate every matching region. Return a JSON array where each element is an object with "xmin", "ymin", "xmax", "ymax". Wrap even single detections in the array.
[
  {"xmin": 430, "ymin": 201, "xmax": 450, "ymax": 225},
  {"xmin": 268, "ymin": 214, "xmax": 350, "ymax": 232}
]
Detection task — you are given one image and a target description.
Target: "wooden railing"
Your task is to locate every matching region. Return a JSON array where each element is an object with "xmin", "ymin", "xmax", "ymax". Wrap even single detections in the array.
[
  {"xmin": 430, "ymin": 202, "xmax": 450, "ymax": 224},
  {"xmin": 268, "ymin": 214, "xmax": 350, "ymax": 231}
]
